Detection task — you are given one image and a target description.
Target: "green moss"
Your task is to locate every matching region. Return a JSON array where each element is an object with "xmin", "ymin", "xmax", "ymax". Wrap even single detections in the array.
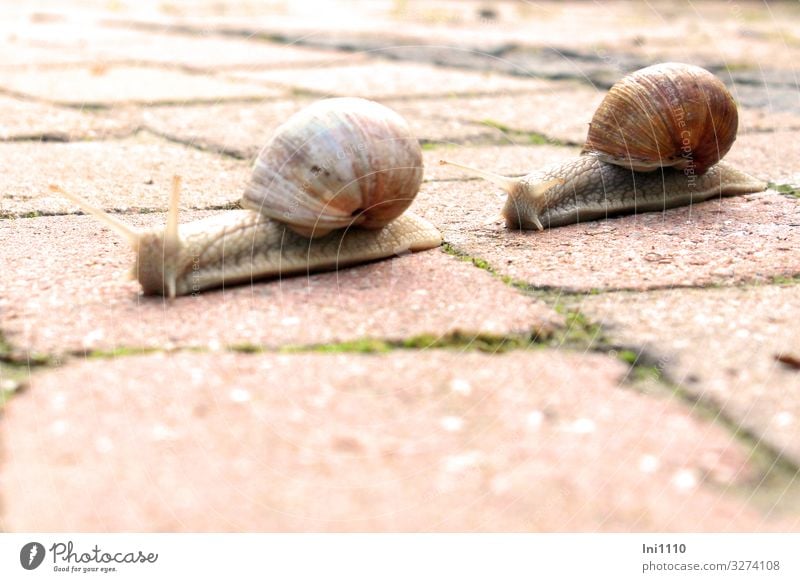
[
  {"xmin": 771, "ymin": 274, "xmax": 800, "ymax": 285},
  {"xmin": 281, "ymin": 330, "xmax": 549, "ymax": 355},
  {"xmin": 85, "ymin": 346, "xmax": 160, "ymax": 359},
  {"xmin": 479, "ymin": 119, "xmax": 566, "ymax": 147},
  {"xmin": 768, "ymin": 182, "xmax": 800, "ymax": 198}
]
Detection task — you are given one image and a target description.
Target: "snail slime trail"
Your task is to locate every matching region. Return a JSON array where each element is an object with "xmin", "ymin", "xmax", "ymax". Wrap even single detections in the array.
[
  {"xmin": 48, "ymin": 98, "xmax": 442, "ymax": 298},
  {"xmin": 441, "ymin": 62, "xmax": 764, "ymax": 230}
]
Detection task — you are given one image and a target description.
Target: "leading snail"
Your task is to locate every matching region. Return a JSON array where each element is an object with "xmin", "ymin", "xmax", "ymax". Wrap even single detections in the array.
[
  {"xmin": 52, "ymin": 98, "xmax": 442, "ymax": 298},
  {"xmin": 441, "ymin": 63, "xmax": 766, "ymax": 230}
]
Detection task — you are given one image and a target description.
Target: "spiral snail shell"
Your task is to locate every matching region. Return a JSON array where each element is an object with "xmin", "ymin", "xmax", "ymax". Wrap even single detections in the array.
[
  {"xmin": 441, "ymin": 62, "xmax": 766, "ymax": 231},
  {"xmin": 51, "ymin": 98, "xmax": 441, "ymax": 298}
]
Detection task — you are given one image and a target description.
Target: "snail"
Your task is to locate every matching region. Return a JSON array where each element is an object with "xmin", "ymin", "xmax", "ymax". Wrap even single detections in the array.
[
  {"xmin": 50, "ymin": 98, "xmax": 442, "ymax": 298},
  {"xmin": 440, "ymin": 63, "xmax": 767, "ymax": 230}
]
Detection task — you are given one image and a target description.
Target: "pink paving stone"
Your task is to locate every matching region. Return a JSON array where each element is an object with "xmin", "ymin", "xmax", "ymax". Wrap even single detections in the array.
[
  {"xmin": 579, "ymin": 285, "xmax": 800, "ymax": 466},
  {"xmin": 142, "ymin": 99, "xmax": 495, "ymax": 160},
  {"xmin": 9, "ymin": 22, "xmax": 360, "ymax": 71},
  {"xmin": 0, "ymin": 137, "xmax": 250, "ymax": 217},
  {"xmin": 384, "ymin": 86, "xmax": 605, "ymax": 145},
  {"xmin": 413, "ymin": 181, "xmax": 800, "ymax": 292},
  {"xmin": 725, "ymin": 130, "xmax": 800, "ymax": 183},
  {"xmin": 1, "ymin": 350, "xmax": 784, "ymax": 532},
  {"xmin": 0, "ymin": 211, "xmax": 559, "ymax": 357},
  {"xmin": 0, "ymin": 95, "xmax": 135, "ymax": 141},
  {"xmin": 423, "ymin": 144, "xmax": 580, "ymax": 181},
  {"xmin": 228, "ymin": 62, "xmax": 557, "ymax": 99},
  {"xmin": 0, "ymin": 65, "xmax": 283, "ymax": 107}
]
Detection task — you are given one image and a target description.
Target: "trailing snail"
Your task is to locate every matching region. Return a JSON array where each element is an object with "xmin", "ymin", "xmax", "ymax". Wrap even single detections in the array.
[
  {"xmin": 441, "ymin": 63, "xmax": 766, "ymax": 230},
  {"xmin": 51, "ymin": 98, "xmax": 442, "ymax": 298}
]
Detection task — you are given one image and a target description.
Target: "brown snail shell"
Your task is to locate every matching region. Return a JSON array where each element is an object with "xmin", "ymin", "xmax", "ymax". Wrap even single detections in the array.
[
  {"xmin": 242, "ymin": 97, "xmax": 424, "ymax": 238},
  {"xmin": 583, "ymin": 62, "xmax": 738, "ymax": 175}
]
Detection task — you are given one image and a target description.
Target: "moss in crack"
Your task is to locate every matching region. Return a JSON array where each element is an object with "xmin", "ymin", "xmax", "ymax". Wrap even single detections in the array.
[
  {"xmin": 277, "ymin": 329, "xmax": 551, "ymax": 355},
  {"xmin": 480, "ymin": 119, "xmax": 567, "ymax": 146},
  {"xmin": 768, "ymin": 182, "xmax": 800, "ymax": 199},
  {"xmin": 611, "ymin": 344, "xmax": 800, "ymax": 510},
  {"xmin": 84, "ymin": 346, "xmax": 161, "ymax": 359}
]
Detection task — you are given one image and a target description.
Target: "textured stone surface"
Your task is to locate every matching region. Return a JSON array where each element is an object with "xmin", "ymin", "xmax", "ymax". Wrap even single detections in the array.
[
  {"xmin": 230, "ymin": 62, "xmax": 556, "ymax": 99},
  {"xmin": 579, "ymin": 285, "xmax": 800, "ymax": 466},
  {"xmin": 0, "ymin": 212, "xmax": 559, "ymax": 356},
  {"xmin": 424, "ymin": 144, "xmax": 580, "ymax": 181},
  {"xmin": 143, "ymin": 99, "xmax": 495, "ymax": 160},
  {"xmin": 0, "ymin": 137, "xmax": 249, "ymax": 217},
  {"xmin": 0, "ymin": 95, "xmax": 135, "ymax": 141},
  {"xmin": 9, "ymin": 22, "xmax": 359, "ymax": 71},
  {"xmin": 0, "ymin": 65, "xmax": 283, "ymax": 106},
  {"xmin": 0, "ymin": 350, "xmax": 777, "ymax": 532},
  {"xmin": 726, "ymin": 131, "xmax": 800, "ymax": 183},
  {"xmin": 415, "ymin": 182, "xmax": 800, "ymax": 291},
  {"xmin": 384, "ymin": 88, "xmax": 605, "ymax": 145}
]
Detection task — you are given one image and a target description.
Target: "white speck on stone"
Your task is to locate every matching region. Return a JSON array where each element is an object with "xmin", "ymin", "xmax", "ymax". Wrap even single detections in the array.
[
  {"xmin": 81, "ymin": 328, "xmax": 104, "ymax": 348},
  {"xmin": 95, "ymin": 436, "xmax": 114, "ymax": 454},
  {"xmin": 450, "ymin": 378, "xmax": 472, "ymax": 395},
  {"xmin": 207, "ymin": 339, "xmax": 222, "ymax": 351},
  {"xmin": 440, "ymin": 416, "xmax": 464, "ymax": 432},
  {"xmin": 413, "ymin": 289, "xmax": 429, "ymax": 296},
  {"xmin": 672, "ymin": 469, "xmax": 698, "ymax": 492},
  {"xmin": 526, "ymin": 410, "xmax": 544, "ymax": 430},
  {"xmin": 288, "ymin": 408, "xmax": 306, "ymax": 423},
  {"xmin": 565, "ymin": 418, "xmax": 596, "ymax": 434},
  {"xmin": 490, "ymin": 474, "xmax": 511, "ymax": 494},
  {"xmin": 775, "ymin": 411, "xmax": 793, "ymax": 428},
  {"xmin": 51, "ymin": 392, "xmax": 67, "ymax": 411},
  {"xmin": 152, "ymin": 424, "xmax": 176, "ymax": 441},
  {"xmin": 0, "ymin": 379, "xmax": 18, "ymax": 391},
  {"xmin": 190, "ymin": 368, "xmax": 204, "ymax": 385},
  {"xmin": 230, "ymin": 387, "xmax": 251, "ymax": 403},
  {"xmin": 51, "ymin": 420, "xmax": 68, "ymax": 436},
  {"xmin": 310, "ymin": 383, "xmax": 335, "ymax": 408},
  {"xmin": 444, "ymin": 451, "xmax": 481, "ymax": 473},
  {"xmin": 735, "ymin": 329, "xmax": 750, "ymax": 339},
  {"xmin": 639, "ymin": 454, "xmax": 660, "ymax": 474},
  {"xmin": 281, "ymin": 316, "xmax": 300, "ymax": 326}
]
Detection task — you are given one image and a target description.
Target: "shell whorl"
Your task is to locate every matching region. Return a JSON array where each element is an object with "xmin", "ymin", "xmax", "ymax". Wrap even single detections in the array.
[{"xmin": 242, "ymin": 97, "xmax": 424, "ymax": 239}]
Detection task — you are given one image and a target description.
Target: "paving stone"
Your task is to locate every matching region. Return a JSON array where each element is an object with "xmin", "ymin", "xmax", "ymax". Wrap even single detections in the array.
[
  {"xmin": 579, "ymin": 285, "xmax": 800, "ymax": 466},
  {"xmin": 725, "ymin": 131, "xmax": 800, "ymax": 183},
  {"xmin": 385, "ymin": 88, "xmax": 605, "ymax": 145},
  {"xmin": 0, "ymin": 211, "xmax": 559, "ymax": 356},
  {"xmin": 414, "ymin": 181, "xmax": 800, "ymax": 292},
  {"xmin": 0, "ymin": 65, "xmax": 283, "ymax": 106},
  {"xmin": 423, "ymin": 144, "xmax": 579, "ymax": 181},
  {"xmin": 11, "ymin": 21, "xmax": 360, "ymax": 71},
  {"xmin": 0, "ymin": 136, "xmax": 250, "ymax": 217},
  {"xmin": 0, "ymin": 95, "xmax": 135, "ymax": 141},
  {"xmin": 0, "ymin": 350, "xmax": 780, "ymax": 531},
  {"xmin": 143, "ymin": 99, "xmax": 495, "ymax": 160},
  {"xmin": 229, "ymin": 61, "xmax": 557, "ymax": 99}
]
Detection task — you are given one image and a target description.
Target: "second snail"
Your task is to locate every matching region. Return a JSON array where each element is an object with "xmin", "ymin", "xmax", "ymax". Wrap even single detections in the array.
[{"xmin": 442, "ymin": 62, "xmax": 765, "ymax": 230}]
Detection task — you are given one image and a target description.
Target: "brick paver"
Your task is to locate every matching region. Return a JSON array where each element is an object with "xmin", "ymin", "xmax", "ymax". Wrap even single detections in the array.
[
  {"xmin": 0, "ymin": 65, "xmax": 284, "ymax": 106},
  {"xmin": 0, "ymin": 137, "xmax": 249, "ymax": 217},
  {"xmin": 1, "ymin": 351, "xmax": 780, "ymax": 532},
  {"xmin": 1, "ymin": 1, "xmax": 798, "ymax": 534},
  {"xmin": 0, "ymin": 213, "xmax": 559, "ymax": 357},
  {"xmin": 0, "ymin": 95, "xmax": 135, "ymax": 142},
  {"xmin": 580, "ymin": 286, "xmax": 800, "ymax": 465},
  {"xmin": 418, "ymin": 184, "xmax": 799, "ymax": 292}
]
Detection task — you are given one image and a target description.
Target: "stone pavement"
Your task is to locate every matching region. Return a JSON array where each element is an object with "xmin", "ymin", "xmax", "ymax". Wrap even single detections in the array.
[{"xmin": 0, "ymin": 1, "xmax": 798, "ymax": 532}]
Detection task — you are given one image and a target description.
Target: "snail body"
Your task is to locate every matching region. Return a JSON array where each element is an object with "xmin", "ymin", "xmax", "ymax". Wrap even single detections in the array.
[
  {"xmin": 442, "ymin": 63, "xmax": 766, "ymax": 230},
  {"xmin": 52, "ymin": 98, "xmax": 441, "ymax": 298}
]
